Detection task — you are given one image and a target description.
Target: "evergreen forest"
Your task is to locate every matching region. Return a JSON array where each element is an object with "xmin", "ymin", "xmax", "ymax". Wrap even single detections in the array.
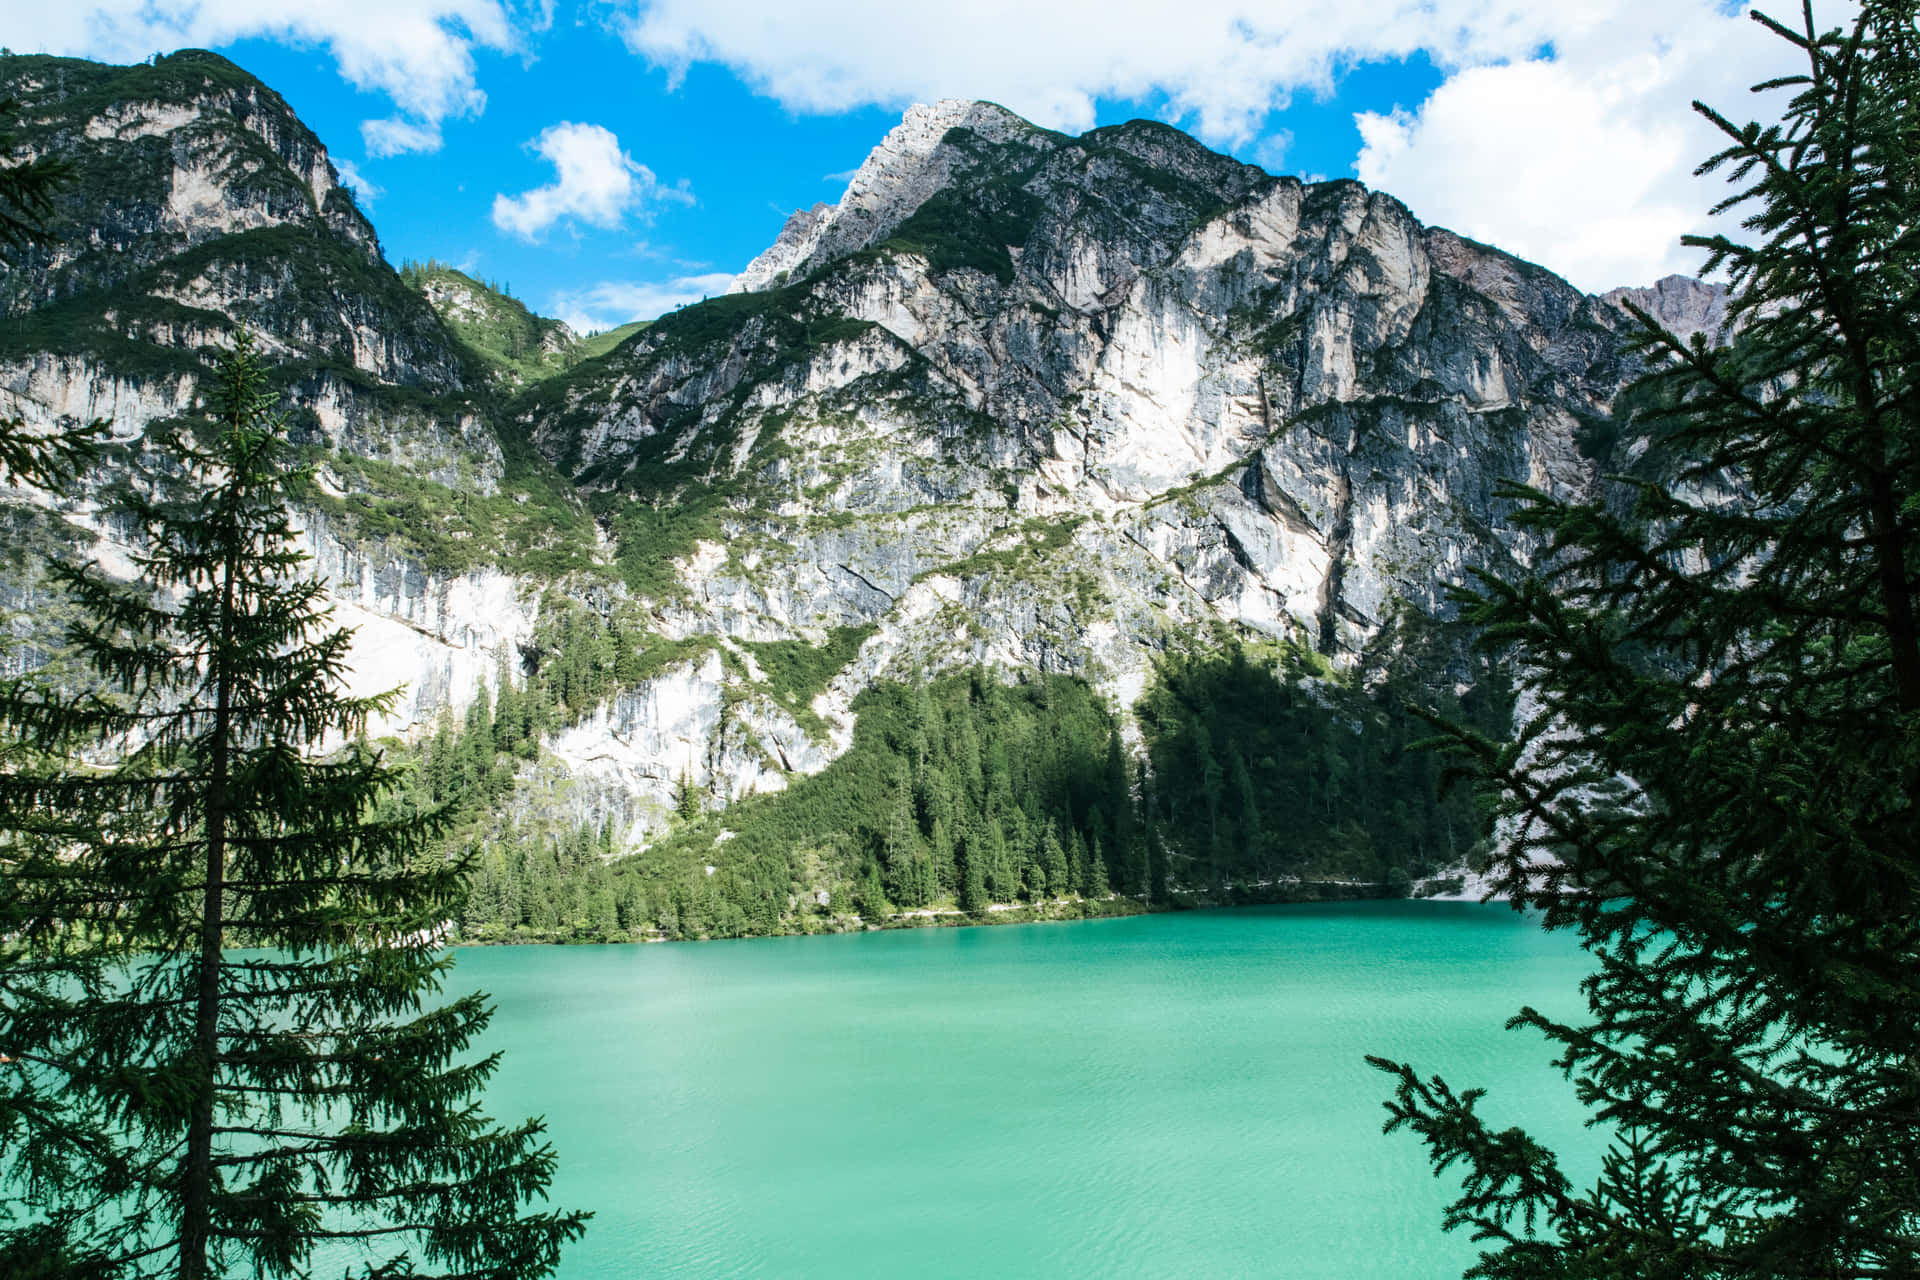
[{"xmin": 395, "ymin": 619, "xmax": 1505, "ymax": 944}]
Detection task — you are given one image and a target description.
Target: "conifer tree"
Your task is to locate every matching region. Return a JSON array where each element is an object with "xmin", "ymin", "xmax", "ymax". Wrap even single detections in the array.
[
  {"xmin": 0, "ymin": 335, "xmax": 587, "ymax": 1279},
  {"xmin": 1040, "ymin": 827, "xmax": 1069, "ymax": 900},
  {"xmin": 958, "ymin": 820, "xmax": 989, "ymax": 914},
  {"xmin": 673, "ymin": 769, "xmax": 701, "ymax": 822},
  {"xmin": 1084, "ymin": 833, "xmax": 1110, "ymax": 899},
  {"xmin": 1373, "ymin": 4, "xmax": 1920, "ymax": 1274}
]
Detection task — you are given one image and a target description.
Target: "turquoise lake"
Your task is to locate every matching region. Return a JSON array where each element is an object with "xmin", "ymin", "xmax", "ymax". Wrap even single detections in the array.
[{"xmin": 454, "ymin": 903, "xmax": 1598, "ymax": 1279}]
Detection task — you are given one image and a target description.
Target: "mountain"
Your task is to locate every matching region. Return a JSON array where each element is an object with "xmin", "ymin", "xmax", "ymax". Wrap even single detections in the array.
[
  {"xmin": 0, "ymin": 57, "xmax": 1711, "ymax": 936},
  {"xmin": 403, "ymin": 260, "xmax": 594, "ymax": 387},
  {"xmin": 0, "ymin": 49, "xmax": 593, "ymax": 718},
  {"xmin": 510, "ymin": 99, "xmax": 1637, "ymax": 767}
]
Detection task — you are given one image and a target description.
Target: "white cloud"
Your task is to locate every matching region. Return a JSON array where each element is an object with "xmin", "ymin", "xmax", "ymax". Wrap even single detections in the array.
[
  {"xmin": 622, "ymin": 0, "xmax": 1563, "ymax": 145},
  {"xmin": 491, "ymin": 122, "xmax": 692, "ymax": 240},
  {"xmin": 362, "ymin": 117, "xmax": 445, "ymax": 158},
  {"xmin": 10, "ymin": 0, "xmax": 521, "ymax": 155},
  {"xmin": 1354, "ymin": 5, "xmax": 1795, "ymax": 291},
  {"xmin": 618, "ymin": 0, "xmax": 1810, "ymax": 290},
  {"xmin": 333, "ymin": 158, "xmax": 382, "ymax": 205},
  {"xmin": 550, "ymin": 273, "xmax": 738, "ymax": 333}
]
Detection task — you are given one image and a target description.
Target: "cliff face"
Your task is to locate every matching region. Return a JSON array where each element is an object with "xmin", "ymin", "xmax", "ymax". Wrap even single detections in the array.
[
  {"xmin": 0, "ymin": 50, "xmax": 836, "ymax": 830},
  {"xmin": 1, "ymin": 59, "xmax": 1714, "ymax": 856},
  {"xmin": 518, "ymin": 100, "xmax": 1644, "ymax": 742},
  {"xmin": 0, "ymin": 51, "xmax": 558, "ymax": 733}
]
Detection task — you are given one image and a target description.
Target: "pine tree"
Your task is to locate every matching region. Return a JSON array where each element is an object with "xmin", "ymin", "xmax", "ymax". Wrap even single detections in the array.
[
  {"xmin": 1066, "ymin": 829, "xmax": 1088, "ymax": 900},
  {"xmin": 1373, "ymin": 5, "xmax": 1920, "ymax": 1273},
  {"xmin": 674, "ymin": 769, "xmax": 702, "ymax": 822},
  {"xmin": 958, "ymin": 819, "xmax": 989, "ymax": 914},
  {"xmin": 428, "ymin": 710, "xmax": 459, "ymax": 804},
  {"xmin": 1084, "ymin": 833, "xmax": 1110, "ymax": 898},
  {"xmin": 1040, "ymin": 826, "xmax": 1069, "ymax": 900},
  {"xmin": 0, "ymin": 336, "xmax": 587, "ymax": 1279},
  {"xmin": 928, "ymin": 814, "xmax": 957, "ymax": 898},
  {"xmin": 882, "ymin": 769, "xmax": 922, "ymax": 905},
  {"xmin": 491, "ymin": 658, "xmax": 522, "ymax": 756},
  {"xmin": 464, "ymin": 680, "xmax": 495, "ymax": 793}
]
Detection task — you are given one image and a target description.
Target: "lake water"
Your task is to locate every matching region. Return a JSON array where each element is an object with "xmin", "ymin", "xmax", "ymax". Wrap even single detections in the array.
[{"xmin": 455, "ymin": 902, "xmax": 1598, "ymax": 1279}]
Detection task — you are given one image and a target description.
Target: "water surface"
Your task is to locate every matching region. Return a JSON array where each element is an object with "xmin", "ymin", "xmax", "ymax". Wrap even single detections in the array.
[{"xmin": 458, "ymin": 902, "xmax": 1597, "ymax": 1279}]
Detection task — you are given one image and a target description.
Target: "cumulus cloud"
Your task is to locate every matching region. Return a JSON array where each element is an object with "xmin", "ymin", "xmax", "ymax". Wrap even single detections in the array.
[
  {"xmin": 624, "ymin": 0, "xmax": 1563, "ymax": 145},
  {"xmin": 362, "ymin": 117, "xmax": 446, "ymax": 158},
  {"xmin": 491, "ymin": 122, "xmax": 692, "ymax": 240},
  {"xmin": 550, "ymin": 273, "xmax": 738, "ymax": 333},
  {"xmin": 10, "ymin": 0, "xmax": 521, "ymax": 155},
  {"xmin": 618, "ymin": 0, "xmax": 1806, "ymax": 289},
  {"xmin": 1354, "ymin": 4, "xmax": 1794, "ymax": 291}
]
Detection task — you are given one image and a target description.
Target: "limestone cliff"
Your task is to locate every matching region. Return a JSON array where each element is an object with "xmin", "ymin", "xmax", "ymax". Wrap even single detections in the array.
[
  {"xmin": 0, "ymin": 56, "xmax": 1721, "ymax": 866},
  {"xmin": 517, "ymin": 101, "xmax": 1666, "ymax": 771}
]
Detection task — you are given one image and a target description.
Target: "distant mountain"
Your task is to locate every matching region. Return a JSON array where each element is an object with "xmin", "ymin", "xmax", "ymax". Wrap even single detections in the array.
[
  {"xmin": 0, "ymin": 56, "xmax": 1725, "ymax": 934},
  {"xmin": 0, "ymin": 49, "xmax": 595, "ymax": 718}
]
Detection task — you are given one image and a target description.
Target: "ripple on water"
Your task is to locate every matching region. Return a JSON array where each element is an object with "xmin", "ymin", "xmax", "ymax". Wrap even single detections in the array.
[{"xmin": 451, "ymin": 903, "xmax": 1596, "ymax": 1280}]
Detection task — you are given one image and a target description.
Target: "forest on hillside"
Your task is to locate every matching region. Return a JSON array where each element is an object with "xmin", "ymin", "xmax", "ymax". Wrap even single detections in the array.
[{"xmin": 394, "ymin": 611, "xmax": 1508, "ymax": 943}]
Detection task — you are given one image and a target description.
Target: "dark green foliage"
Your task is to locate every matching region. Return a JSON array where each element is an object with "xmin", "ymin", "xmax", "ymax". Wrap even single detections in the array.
[
  {"xmin": 742, "ymin": 624, "xmax": 877, "ymax": 739},
  {"xmin": 600, "ymin": 497, "xmax": 730, "ymax": 599},
  {"xmin": 1137, "ymin": 629, "xmax": 1508, "ymax": 899},
  {"xmin": 1372, "ymin": 7, "xmax": 1920, "ymax": 1274},
  {"xmin": 642, "ymin": 284, "xmax": 807, "ymax": 356},
  {"xmin": 511, "ymin": 593, "xmax": 714, "ymax": 729},
  {"xmin": 618, "ymin": 668, "xmax": 1129, "ymax": 936},
  {"xmin": 442, "ymin": 635, "xmax": 1500, "ymax": 943},
  {"xmin": 885, "ymin": 183, "xmax": 1044, "ymax": 283},
  {"xmin": 0, "ymin": 96, "xmax": 68, "ymax": 267},
  {"xmin": 449, "ymin": 669, "xmax": 1140, "ymax": 942},
  {"xmin": 460, "ymin": 817, "xmax": 638, "ymax": 945},
  {"xmin": 0, "ymin": 94, "xmax": 103, "ymax": 487},
  {"xmin": 0, "ymin": 338, "xmax": 586, "ymax": 1278}
]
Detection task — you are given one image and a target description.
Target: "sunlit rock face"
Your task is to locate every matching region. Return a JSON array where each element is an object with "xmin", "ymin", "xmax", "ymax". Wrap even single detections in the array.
[
  {"xmin": 524, "ymin": 96, "xmax": 1677, "ymax": 712},
  {"xmin": 0, "ymin": 49, "xmax": 1724, "ymax": 840}
]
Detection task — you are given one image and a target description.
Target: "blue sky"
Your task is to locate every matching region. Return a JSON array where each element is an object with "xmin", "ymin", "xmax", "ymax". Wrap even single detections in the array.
[
  {"xmin": 218, "ymin": 23, "xmax": 1446, "ymax": 333},
  {"xmin": 18, "ymin": 1, "xmax": 1785, "ymax": 331}
]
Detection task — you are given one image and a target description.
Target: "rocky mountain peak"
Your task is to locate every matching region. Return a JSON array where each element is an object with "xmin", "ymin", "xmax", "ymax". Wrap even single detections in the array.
[
  {"xmin": 1603, "ymin": 273, "xmax": 1731, "ymax": 346},
  {"xmin": 4, "ymin": 59, "xmax": 1724, "ymax": 896},
  {"xmin": 1, "ymin": 50, "xmax": 378, "ymax": 315},
  {"xmin": 731, "ymin": 98, "xmax": 1043, "ymax": 293}
]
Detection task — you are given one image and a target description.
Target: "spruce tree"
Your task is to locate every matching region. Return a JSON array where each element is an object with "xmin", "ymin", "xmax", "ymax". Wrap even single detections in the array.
[
  {"xmin": 1372, "ymin": 4, "xmax": 1920, "ymax": 1274},
  {"xmin": 673, "ymin": 769, "xmax": 701, "ymax": 822},
  {"xmin": 0, "ymin": 336, "xmax": 587, "ymax": 1279}
]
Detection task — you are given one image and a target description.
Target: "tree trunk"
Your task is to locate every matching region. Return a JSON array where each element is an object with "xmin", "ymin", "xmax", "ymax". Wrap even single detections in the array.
[{"xmin": 178, "ymin": 544, "xmax": 239, "ymax": 1279}]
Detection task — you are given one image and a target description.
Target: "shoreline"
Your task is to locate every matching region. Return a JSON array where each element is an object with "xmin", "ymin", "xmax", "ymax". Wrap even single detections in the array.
[{"xmin": 452, "ymin": 873, "xmax": 1503, "ymax": 948}]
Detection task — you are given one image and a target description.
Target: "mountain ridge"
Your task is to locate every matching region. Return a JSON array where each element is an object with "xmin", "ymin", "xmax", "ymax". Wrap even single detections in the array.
[{"xmin": 0, "ymin": 52, "xmax": 1720, "ymax": 934}]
